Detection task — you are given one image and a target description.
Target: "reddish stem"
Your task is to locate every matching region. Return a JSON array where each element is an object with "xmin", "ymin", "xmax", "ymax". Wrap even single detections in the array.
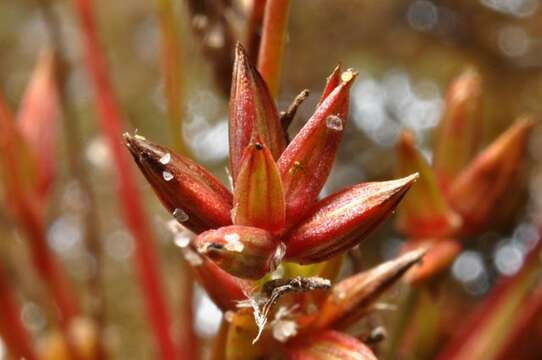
[
  {"xmin": 246, "ymin": 0, "xmax": 267, "ymax": 62},
  {"xmin": 72, "ymin": 0, "xmax": 177, "ymax": 358},
  {"xmin": 0, "ymin": 94, "xmax": 80, "ymax": 326},
  {"xmin": 0, "ymin": 263, "xmax": 38, "ymax": 360},
  {"xmin": 257, "ymin": 0, "xmax": 290, "ymax": 97},
  {"xmin": 157, "ymin": 0, "xmax": 190, "ymax": 156},
  {"xmin": 179, "ymin": 264, "xmax": 199, "ymax": 359}
]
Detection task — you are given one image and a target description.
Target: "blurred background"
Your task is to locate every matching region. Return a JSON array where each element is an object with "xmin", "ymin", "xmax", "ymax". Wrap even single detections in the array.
[{"xmin": 0, "ymin": 0, "xmax": 541, "ymax": 358}]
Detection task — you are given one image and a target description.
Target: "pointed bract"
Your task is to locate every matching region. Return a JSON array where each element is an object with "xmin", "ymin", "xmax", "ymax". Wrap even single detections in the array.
[
  {"xmin": 312, "ymin": 248, "xmax": 426, "ymax": 329},
  {"xmin": 124, "ymin": 133, "xmax": 232, "ymax": 234},
  {"xmin": 402, "ymin": 239, "xmax": 461, "ymax": 285},
  {"xmin": 284, "ymin": 174, "xmax": 418, "ymax": 264},
  {"xmin": 447, "ymin": 117, "xmax": 534, "ymax": 233},
  {"xmin": 278, "ymin": 70, "xmax": 356, "ymax": 227},
  {"xmin": 395, "ymin": 130, "xmax": 461, "ymax": 238},
  {"xmin": 229, "ymin": 43, "xmax": 286, "ymax": 181},
  {"xmin": 233, "ymin": 141, "xmax": 286, "ymax": 234},
  {"xmin": 318, "ymin": 64, "xmax": 342, "ymax": 105},
  {"xmin": 434, "ymin": 68, "xmax": 482, "ymax": 191},
  {"xmin": 194, "ymin": 225, "xmax": 279, "ymax": 280},
  {"xmin": 188, "ymin": 253, "xmax": 248, "ymax": 311},
  {"xmin": 17, "ymin": 50, "xmax": 60, "ymax": 202},
  {"xmin": 287, "ymin": 330, "xmax": 377, "ymax": 360}
]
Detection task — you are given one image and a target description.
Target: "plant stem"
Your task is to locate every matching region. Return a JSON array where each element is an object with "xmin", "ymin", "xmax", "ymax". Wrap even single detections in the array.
[
  {"xmin": 0, "ymin": 92, "xmax": 80, "ymax": 326},
  {"xmin": 179, "ymin": 264, "xmax": 199, "ymax": 359},
  {"xmin": 257, "ymin": 0, "xmax": 290, "ymax": 97},
  {"xmin": 157, "ymin": 0, "xmax": 190, "ymax": 156},
  {"xmin": 35, "ymin": 1, "xmax": 106, "ymax": 357},
  {"xmin": 385, "ymin": 286, "xmax": 419, "ymax": 360},
  {"xmin": 246, "ymin": 0, "xmax": 267, "ymax": 62},
  {"xmin": 72, "ymin": 1, "xmax": 177, "ymax": 358},
  {"xmin": 156, "ymin": 2, "xmax": 199, "ymax": 357},
  {"xmin": 0, "ymin": 262, "xmax": 38, "ymax": 360}
]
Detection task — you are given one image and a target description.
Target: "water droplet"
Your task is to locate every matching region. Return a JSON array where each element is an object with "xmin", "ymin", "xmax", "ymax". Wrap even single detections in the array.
[
  {"xmin": 159, "ymin": 152, "xmax": 171, "ymax": 165},
  {"xmin": 272, "ymin": 320, "xmax": 298, "ymax": 343},
  {"xmin": 341, "ymin": 69, "xmax": 355, "ymax": 82},
  {"xmin": 162, "ymin": 171, "xmax": 173, "ymax": 181},
  {"xmin": 224, "ymin": 311, "xmax": 235, "ymax": 323},
  {"xmin": 183, "ymin": 248, "xmax": 203, "ymax": 266},
  {"xmin": 224, "ymin": 233, "xmax": 244, "ymax": 252},
  {"xmin": 333, "ymin": 288, "xmax": 347, "ymax": 302},
  {"xmin": 173, "ymin": 208, "xmax": 189, "ymax": 223},
  {"xmin": 326, "ymin": 115, "xmax": 343, "ymax": 131},
  {"xmin": 174, "ymin": 234, "xmax": 191, "ymax": 248}
]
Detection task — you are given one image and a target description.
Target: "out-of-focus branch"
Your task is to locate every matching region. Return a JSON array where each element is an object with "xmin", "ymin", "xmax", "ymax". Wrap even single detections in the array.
[
  {"xmin": 157, "ymin": 0, "xmax": 190, "ymax": 156},
  {"xmin": 0, "ymin": 262, "xmax": 38, "ymax": 360},
  {"xmin": 0, "ymin": 90, "xmax": 81, "ymax": 355},
  {"xmin": 245, "ymin": 0, "xmax": 267, "ymax": 62},
  {"xmin": 72, "ymin": 0, "xmax": 177, "ymax": 358},
  {"xmin": 156, "ymin": 1, "xmax": 199, "ymax": 358},
  {"xmin": 257, "ymin": 0, "xmax": 290, "ymax": 97},
  {"xmin": 35, "ymin": 1, "xmax": 106, "ymax": 357}
]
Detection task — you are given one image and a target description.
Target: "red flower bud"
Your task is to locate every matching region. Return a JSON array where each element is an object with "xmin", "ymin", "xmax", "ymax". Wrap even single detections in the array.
[
  {"xmin": 402, "ymin": 239, "xmax": 461, "ymax": 285},
  {"xmin": 285, "ymin": 174, "xmax": 418, "ymax": 264},
  {"xmin": 193, "ymin": 225, "xmax": 280, "ymax": 280},
  {"xmin": 447, "ymin": 117, "xmax": 534, "ymax": 233},
  {"xmin": 287, "ymin": 330, "xmax": 377, "ymax": 360},
  {"xmin": 123, "ymin": 133, "xmax": 232, "ymax": 234},
  {"xmin": 434, "ymin": 68, "xmax": 482, "ymax": 191},
  {"xmin": 278, "ymin": 69, "xmax": 357, "ymax": 226},
  {"xmin": 312, "ymin": 248, "xmax": 426, "ymax": 329},
  {"xmin": 395, "ymin": 130, "xmax": 461, "ymax": 238},
  {"xmin": 233, "ymin": 141, "xmax": 286, "ymax": 234},
  {"xmin": 318, "ymin": 64, "xmax": 342, "ymax": 105},
  {"xmin": 229, "ymin": 43, "xmax": 286, "ymax": 181}
]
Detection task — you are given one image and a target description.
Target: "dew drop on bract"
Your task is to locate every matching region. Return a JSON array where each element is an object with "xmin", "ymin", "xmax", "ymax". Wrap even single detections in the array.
[
  {"xmin": 159, "ymin": 152, "xmax": 171, "ymax": 165},
  {"xmin": 326, "ymin": 115, "xmax": 343, "ymax": 131},
  {"xmin": 183, "ymin": 248, "xmax": 203, "ymax": 266},
  {"xmin": 272, "ymin": 320, "xmax": 298, "ymax": 343},
  {"xmin": 333, "ymin": 288, "xmax": 347, "ymax": 302},
  {"xmin": 224, "ymin": 310, "xmax": 235, "ymax": 323},
  {"xmin": 224, "ymin": 233, "xmax": 244, "ymax": 252},
  {"xmin": 173, "ymin": 208, "xmax": 189, "ymax": 223},
  {"xmin": 174, "ymin": 234, "xmax": 191, "ymax": 248},
  {"xmin": 162, "ymin": 171, "xmax": 174, "ymax": 181}
]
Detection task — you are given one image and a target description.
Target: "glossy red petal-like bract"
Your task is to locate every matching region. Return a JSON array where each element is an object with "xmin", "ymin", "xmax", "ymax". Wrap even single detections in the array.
[
  {"xmin": 284, "ymin": 174, "xmax": 417, "ymax": 264},
  {"xmin": 287, "ymin": 330, "xmax": 377, "ymax": 360},
  {"xmin": 312, "ymin": 248, "xmax": 426, "ymax": 329},
  {"xmin": 447, "ymin": 117, "xmax": 534, "ymax": 234},
  {"xmin": 194, "ymin": 225, "xmax": 278, "ymax": 280},
  {"xmin": 229, "ymin": 43, "xmax": 286, "ymax": 181},
  {"xmin": 278, "ymin": 69, "xmax": 356, "ymax": 227},
  {"xmin": 233, "ymin": 141, "xmax": 286, "ymax": 234},
  {"xmin": 124, "ymin": 133, "xmax": 232, "ymax": 234}
]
